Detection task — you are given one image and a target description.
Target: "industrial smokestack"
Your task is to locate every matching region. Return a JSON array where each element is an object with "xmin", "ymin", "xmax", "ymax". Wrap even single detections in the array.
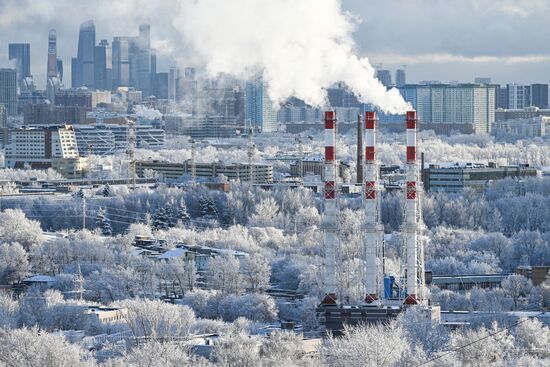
[
  {"xmin": 404, "ymin": 111, "xmax": 420, "ymax": 305},
  {"xmin": 321, "ymin": 111, "xmax": 338, "ymax": 306},
  {"xmin": 364, "ymin": 111, "xmax": 382, "ymax": 304},
  {"xmin": 356, "ymin": 114, "xmax": 363, "ymax": 184}
]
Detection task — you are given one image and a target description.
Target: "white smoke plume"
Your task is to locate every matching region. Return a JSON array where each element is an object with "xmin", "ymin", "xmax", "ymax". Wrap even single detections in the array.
[
  {"xmin": 134, "ymin": 105, "xmax": 163, "ymax": 120},
  {"xmin": 175, "ymin": 0, "xmax": 410, "ymax": 114}
]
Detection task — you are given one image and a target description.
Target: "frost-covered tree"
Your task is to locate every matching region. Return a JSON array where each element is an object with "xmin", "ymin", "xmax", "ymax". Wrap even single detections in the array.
[
  {"xmin": 513, "ymin": 317, "xmax": 550, "ymax": 353},
  {"xmin": 322, "ymin": 323, "xmax": 416, "ymax": 367},
  {"xmin": 242, "ymin": 254, "xmax": 270, "ymax": 292},
  {"xmin": 0, "ymin": 293, "xmax": 19, "ymax": 329},
  {"xmin": 397, "ymin": 306, "xmax": 450, "ymax": 355},
  {"xmin": 0, "ymin": 209, "xmax": 43, "ymax": 250},
  {"xmin": 502, "ymin": 274, "xmax": 533, "ymax": 309},
  {"xmin": 207, "ymin": 256, "xmax": 243, "ymax": 294},
  {"xmin": 110, "ymin": 341, "xmax": 208, "ymax": 367},
  {"xmin": 155, "ymin": 259, "xmax": 197, "ymax": 297},
  {"xmin": 248, "ymin": 197, "xmax": 281, "ymax": 228},
  {"xmin": 101, "ymin": 183, "xmax": 112, "ymax": 197},
  {"xmin": 212, "ymin": 330, "xmax": 261, "ymax": 367},
  {"xmin": 199, "ymin": 195, "xmax": 218, "ymax": 220},
  {"xmin": 152, "ymin": 207, "xmax": 170, "ymax": 230},
  {"xmin": 176, "ymin": 199, "xmax": 191, "ymax": 226},
  {"xmin": 0, "ymin": 242, "xmax": 29, "ymax": 284},
  {"xmin": 121, "ymin": 299, "xmax": 196, "ymax": 338},
  {"xmin": 95, "ymin": 207, "xmax": 112, "ymax": 236},
  {"xmin": 450, "ymin": 322, "xmax": 517, "ymax": 366},
  {"xmin": 0, "ymin": 327, "xmax": 92, "ymax": 367}
]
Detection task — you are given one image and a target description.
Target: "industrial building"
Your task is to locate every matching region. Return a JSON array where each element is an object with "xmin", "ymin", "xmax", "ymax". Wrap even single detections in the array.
[
  {"xmin": 289, "ymin": 157, "xmax": 349, "ymax": 180},
  {"xmin": 135, "ymin": 160, "xmax": 273, "ymax": 183},
  {"xmin": 317, "ymin": 110, "xmax": 438, "ymax": 334},
  {"xmin": 422, "ymin": 162, "xmax": 539, "ymax": 192},
  {"xmin": 164, "ymin": 115, "xmax": 243, "ymax": 138},
  {"xmin": 74, "ymin": 123, "xmax": 165, "ymax": 155},
  {"xmin": 4, "ymin": 125, "xmax": 87, "ymax": 178}
]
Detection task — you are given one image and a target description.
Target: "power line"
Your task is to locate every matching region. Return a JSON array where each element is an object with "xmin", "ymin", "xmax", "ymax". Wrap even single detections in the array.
[{"xmin": 414, "ymin": 311, "xmax": 547, "ymax": 366}]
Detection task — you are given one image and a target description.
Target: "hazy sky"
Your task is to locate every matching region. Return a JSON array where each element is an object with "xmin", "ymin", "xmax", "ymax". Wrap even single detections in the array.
[{"xmin": 1, "ymin": 0, "xmax": 549, "ymax": 89}]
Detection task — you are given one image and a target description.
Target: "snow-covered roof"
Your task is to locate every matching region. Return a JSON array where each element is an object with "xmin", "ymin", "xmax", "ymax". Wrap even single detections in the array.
[{"xmin": 156, "ymin": 247, "xmax": 190, "ymax": 260}]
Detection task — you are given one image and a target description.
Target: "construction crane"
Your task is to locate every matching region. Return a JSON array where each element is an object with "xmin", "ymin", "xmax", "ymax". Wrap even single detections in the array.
[
  {"xmin": 190, "ymin": 138, "xmax": 197, "ymax": 185},
  {"xmin": 247, "ymin": 127, "xmax": 256, "ymax": 184}
]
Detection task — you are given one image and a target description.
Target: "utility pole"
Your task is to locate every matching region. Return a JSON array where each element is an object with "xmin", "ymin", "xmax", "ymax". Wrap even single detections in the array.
[
  {"xmin": 296, "ymin": 135, "xmax": 304, "ymax": 180},
  {"xmin": 248, "ymin": 128, "xmax": 255, "ymax": 184},
  {"xmin": 82, "ymin": 196, "xmax": 86, "ymax": 230},
  {"xmin": 190, "ymin": 139, "xmax": 196, "ymax": 185}
]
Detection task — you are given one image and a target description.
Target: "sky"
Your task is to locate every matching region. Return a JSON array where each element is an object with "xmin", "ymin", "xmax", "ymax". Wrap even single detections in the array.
[{"xmin": 1, "ymin": 0, "xmax": 550, "ymax": 89}]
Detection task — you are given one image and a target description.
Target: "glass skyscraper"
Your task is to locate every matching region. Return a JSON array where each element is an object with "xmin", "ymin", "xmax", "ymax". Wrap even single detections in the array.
[
  {"xmin": 8, "ymin": 43, "xmax": 31, "ymax": 79},
  {"xmin": 72, "ymin": 20, "xmax": 96, "ymax": 88},
  {"xmin": 244, "ymin": 75, "xmax": 277, "ymax": 133}
]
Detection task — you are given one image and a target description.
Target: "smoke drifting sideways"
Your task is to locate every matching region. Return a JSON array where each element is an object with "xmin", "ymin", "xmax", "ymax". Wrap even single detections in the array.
[{"xmin": 175, "ymin": 0, "xmax": 410, "ymax": 114}]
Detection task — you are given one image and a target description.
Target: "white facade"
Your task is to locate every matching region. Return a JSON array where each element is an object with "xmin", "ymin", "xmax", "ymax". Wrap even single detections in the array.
[{"xmin": 5, "ymin": 125, "xmax": 79, "ymax": 168}]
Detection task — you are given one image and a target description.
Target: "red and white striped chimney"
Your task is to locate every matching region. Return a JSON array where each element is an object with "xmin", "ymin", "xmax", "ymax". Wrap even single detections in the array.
[
  {"xmin": 364, "ymin": 111, "xmax": 381, "ymax": 304},
  {"xmin": 321, "ymin": 111, "xmax": 338, "ymax": 305},
  {"xmin": 404, "ymin": 110, "xmax": 420, "ymax": 305}
]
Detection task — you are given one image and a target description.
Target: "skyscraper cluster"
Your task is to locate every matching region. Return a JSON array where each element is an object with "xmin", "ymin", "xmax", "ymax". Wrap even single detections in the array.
[
  {"xmin": 376, "ymin": 68, "xmax": 407, "ymax": 88},
  {"xmin": 71, "ymin": 20, "xmax": 160, "ymax": 97},
  {"xmin": 496, "ymin": 83, "xmax": 548, "ymax": 110}
]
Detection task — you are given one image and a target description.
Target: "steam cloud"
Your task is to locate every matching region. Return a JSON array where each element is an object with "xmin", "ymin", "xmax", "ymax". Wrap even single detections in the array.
[{"xmin": 175, "ymin": 0, "xmax": 410, "ymax": 114}]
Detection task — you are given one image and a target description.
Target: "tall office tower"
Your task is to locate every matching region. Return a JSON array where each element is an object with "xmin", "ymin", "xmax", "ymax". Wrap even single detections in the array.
[
  {"xmin": 474, "ymin": 77, "xmax": 492, "ymax": 84},
  {"xmin": 47, "ymin": 29, "xmax": 62, "ymax": 102},
  {"xmin": 112, "ymin": 37, "xmax": 132, "ymax": 88},
  {"xmin": 0, "ymin": 105, "xmax": 6, "ymax": 127},
  {"xmin": 507, "ymin": 84, "xmax": 528, "ymax": 109},
  {"xmin": 47, "ymin": 30, "xmax": 58, "ymax": 79},
  {"xmin": 0, "ymin": 69, "xmax": 18, "ymax": 116},
  {"xmin": 376, "ymin": 69, "xmax": 392, "ymax": 88},
  {"xmin": 8, "ymin": 43, "xmax": 31, "ymax": 79},
  {"xmin": 72, "ymin": 20, "xmax": 96, "ymax": 88},
  {"xmin": 153, "ymin": 72, "xmax": 168, "ymax": 99},
  {"xmin": 531, "ymin": 84, "xmax": 548, "ymax": 109},
  {"xmin": 395, "ymin": 69, "xmax": 406, "ymax": 87},
  {"xmin": 168, "ymin": 67, "xmax": 179, "ymax": 101},
  {"xmin": 244, "ymin": 75, "xmax": 277, "ymax": 132},
  {"xmin": 136, "ymin": 24, "xmax": 152, "ymax": 97},
  {"xmin": 496, "ymin": 85, "xmax": 509, "ymax": 109},
  {"xmin": 57, "ymin": 59, "xmax": 63, "ymax": 83},
  {"xmin": 184, "ymin": 67, "xmax": 196, "ymax": 79},
  {"xmin": 150, "ymin": 49, "xmax": 157, "ymax": 96},
  {"xmin": 94, "ymin": 39, "xmax": 112, "ymax": 90}
]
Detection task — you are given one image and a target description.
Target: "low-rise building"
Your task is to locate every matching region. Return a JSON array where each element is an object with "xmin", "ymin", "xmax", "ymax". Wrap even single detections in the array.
[
  {"xmin": 164, "ymin": 115, "xmax": 242, "ymax": 138},
  {"xmin": 422, "ymin": 162, "xmax": 539, "ymax": 192},
  {"xmin": 84, "ymin": 307, "xmax": 128, "ymax": 324},
  {"xmin": 493, "ymin": 116, "xmax": 549, "ymax": 137},
  {"xmin": 135, "ymin": 160, "xmax": 273, "ymax": 184}
]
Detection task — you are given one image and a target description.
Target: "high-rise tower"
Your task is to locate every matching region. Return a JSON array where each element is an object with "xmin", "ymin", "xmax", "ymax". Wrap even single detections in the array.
[
  {"xmin": 47, "ymin": 29, "xmax": 58, "ymax": 79},
  {"xmin": 47, "ymin": 29, "xmax": 62, "ymax": 102},
  {"xmin": 72, "ymin": 20, "xmax": 96, "ymax": 88}
]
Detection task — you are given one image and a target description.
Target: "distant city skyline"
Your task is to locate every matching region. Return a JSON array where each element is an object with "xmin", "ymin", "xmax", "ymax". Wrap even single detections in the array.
[{"xmin": 1, "ymin": 1, "xmax": 550, "ymax": 89}]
